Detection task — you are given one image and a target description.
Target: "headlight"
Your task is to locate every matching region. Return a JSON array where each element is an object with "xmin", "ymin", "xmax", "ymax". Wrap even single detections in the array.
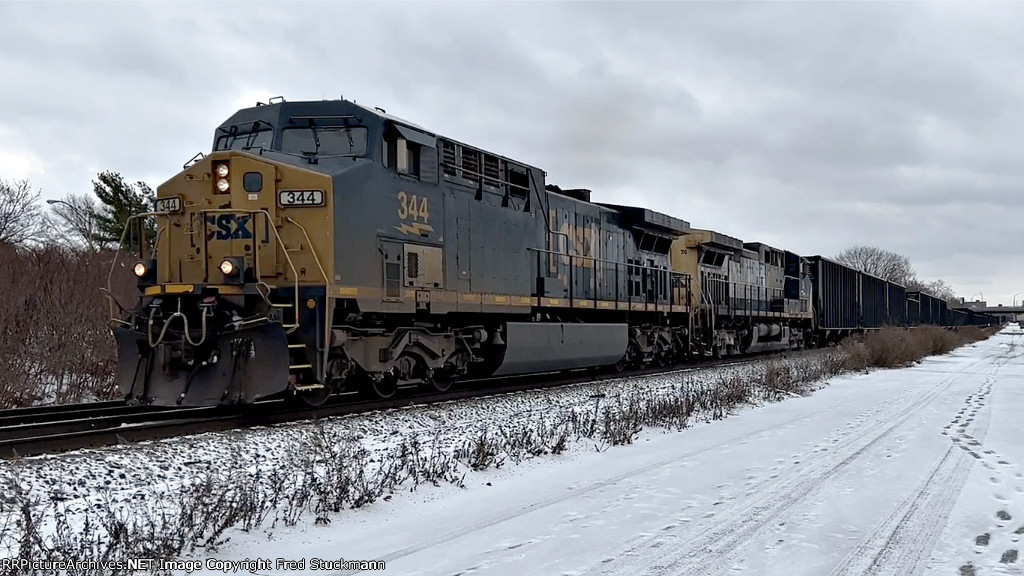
[
  {"xmin": 215, "ymin": 164, "xmax": 229, "ymax": 178},
  {"xmin": 216, "ymin": 178, "xmax": 230, "ymax": 192},
  {"xmin": 133, "ymin": 262, "xmax": 148, "ymax": 278},
  {"xmin": 219, "ymin": 259, "xmax": 237, "ymax": 276}
]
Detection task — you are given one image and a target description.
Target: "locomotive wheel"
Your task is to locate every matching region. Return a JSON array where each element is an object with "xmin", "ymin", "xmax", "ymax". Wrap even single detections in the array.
[
  {"xmin": 652, "ymin": 344, "xmax": 669, "ymax": 367},
  {"xmin": 615, "ymin": 343, "xmax": 639, "ymax": 372},
  {"xmin": 298, "ymin": 385, "xmax": 331, "ymax": 407},
  {"xmin": 371, "ymin": 373, "xmax": 398, "ymax": 399},
  {"xmin": 428, "ymin": 367, "xmax": 455, "ymax": 393}
]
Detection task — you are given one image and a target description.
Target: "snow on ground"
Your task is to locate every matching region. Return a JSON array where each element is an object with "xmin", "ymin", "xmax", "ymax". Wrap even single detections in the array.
[
  {"xmin": 0, "ymin": 357, "xmax": 763, "ymax": 511},
  {"xmin": 198, "ymin": 328, "xmax": 1024, "ymax": 576},
  {"xmin": 0, "ymin": 352, "xmax": 815, "ymax": 561}
]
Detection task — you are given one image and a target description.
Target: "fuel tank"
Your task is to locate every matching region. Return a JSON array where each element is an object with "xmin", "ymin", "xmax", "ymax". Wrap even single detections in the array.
[{"xmin": 492, "ymin": 322, "xmax": 628, "ymax": 376}]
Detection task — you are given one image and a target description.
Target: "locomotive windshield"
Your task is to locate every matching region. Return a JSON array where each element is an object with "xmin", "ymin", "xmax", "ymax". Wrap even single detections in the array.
[
  {"xmin": 214, "ymin": 129, "xmax": 273, "ymax": 151},
  {"xmin": 281, "ymin": 126, "xmax": 367, "ymax": 158},
  {"xmin": 212, "ymin": 125, "xmax": 368, "ymax": 161}
]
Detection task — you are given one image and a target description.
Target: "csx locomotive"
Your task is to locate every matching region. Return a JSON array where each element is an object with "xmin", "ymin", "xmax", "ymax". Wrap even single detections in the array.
[{"xmin": 109, "ymin": 97, "xmax": 993, "ymax": 407}]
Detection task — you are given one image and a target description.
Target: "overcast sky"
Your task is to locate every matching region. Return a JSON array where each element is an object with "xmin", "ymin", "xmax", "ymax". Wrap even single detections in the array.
[{"xmin": 2, "ymin": 1, "xmax": 1021, "ymax": 304}]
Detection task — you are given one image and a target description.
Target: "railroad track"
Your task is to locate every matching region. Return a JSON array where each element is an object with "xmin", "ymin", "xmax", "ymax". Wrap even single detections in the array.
[
  {"xmin": 0, "ymin": 401, "xmax": 181, "ymax": 428},
  {"xmin": 0, "ymin": 400, "xmax": 126, "ymax": 422},
  {"xmin": 0, "ymin": 355, "xmax": 757, "ymax": 459}
]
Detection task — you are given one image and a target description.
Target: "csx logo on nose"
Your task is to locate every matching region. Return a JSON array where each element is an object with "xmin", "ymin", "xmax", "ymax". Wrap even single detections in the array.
[{"xmin": 206, "ymin": 215, "xmax": 252, "ymax": 240}]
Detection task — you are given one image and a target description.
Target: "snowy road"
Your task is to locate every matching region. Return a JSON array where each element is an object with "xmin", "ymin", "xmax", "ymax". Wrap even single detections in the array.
[{"xmin": 210, "ymin": 329, "xmax": 1023, "ymax": 576}]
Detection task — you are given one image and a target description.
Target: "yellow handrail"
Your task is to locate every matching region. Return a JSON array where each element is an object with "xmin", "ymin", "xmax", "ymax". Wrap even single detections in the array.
[
  {"xmin": 200, "ymin": 209, "xmax": 302, "ymax": 332},
  {"xmin": 107, "ymin": 210, "xmax": 169, "ymax": 321},
  {"xmin": 285, "ymin": 216, "xmax": 333, "ymax": 381},
  {"xmin": 110, "ymin": 209, "xmax": 302, "ymax": 333}
]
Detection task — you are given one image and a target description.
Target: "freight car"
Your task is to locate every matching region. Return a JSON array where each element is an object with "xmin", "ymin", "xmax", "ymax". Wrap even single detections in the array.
[
  {"xmin": 957, "ymin": 309, "xmax": 1001, "ymax": 327},
  {"xmin": 805, "ymin": 256, "xmax": 910, "ymax": 344},
  {"xmin": 908, "ymin": 291, "xmax": 946, "ymax": 326},
  {"xmin": 106, "ymin": 97, "xmax": 961, "ymax": 407}
]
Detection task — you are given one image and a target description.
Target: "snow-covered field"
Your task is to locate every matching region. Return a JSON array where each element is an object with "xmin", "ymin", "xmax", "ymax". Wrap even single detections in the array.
[
  {"xmin": 197, "ymin": 327, "xmax": 1023, "ymax": 576},
  {"xmin": 1, "ymin": 349, "xmax": 838, "ymax": 572},
  {"xmin": 1, "ymin": 329, "xmax": 1019, "ymax": 575}
]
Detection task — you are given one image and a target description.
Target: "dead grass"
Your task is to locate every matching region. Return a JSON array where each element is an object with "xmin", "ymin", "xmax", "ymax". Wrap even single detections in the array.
[
  {"xmin": 0, "ymin": 245, "xmax": 134, "ymax": 408},
  {"xmin": 839, "ymin": 326, "xmax": 992, "ymax": 371},
  {"xmin": 0, "ymin": 423, "xmax": 466, "ymax": 574}
]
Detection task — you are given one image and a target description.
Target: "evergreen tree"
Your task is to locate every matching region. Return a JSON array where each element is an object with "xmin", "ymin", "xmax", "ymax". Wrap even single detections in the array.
[{"xmin": 92, "ymin": 171, "xmax": 155, "ymax": 251}]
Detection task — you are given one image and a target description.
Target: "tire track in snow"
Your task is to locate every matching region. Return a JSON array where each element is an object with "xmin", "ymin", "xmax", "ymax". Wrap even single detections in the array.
[
  {"xmin": 827, "ymin": 445, "xmax": 973, "ymax": 576},
  {"xmin": 585, "ymin": 350, "xmax": 1001, "ymax": 576},
  {"xmin": 333, "ymin": 410, "xmax": 836, "ymax": 575},
  {"xmin": 334, "ymin": 384, "xmax": 924, "ymax": 575},
  {"xmin": 829, "ymin": 352, "xmax": 1011, "ymax": 576}
]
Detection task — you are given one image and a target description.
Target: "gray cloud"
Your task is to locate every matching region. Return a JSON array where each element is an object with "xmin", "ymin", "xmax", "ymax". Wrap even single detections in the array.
[{"xmin": 0, "ymin": 1, "xmax": 1021, "ymax": 303}]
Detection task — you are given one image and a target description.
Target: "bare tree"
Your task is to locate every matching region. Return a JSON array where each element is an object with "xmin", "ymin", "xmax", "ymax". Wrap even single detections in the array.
[
  {"xmin": 904, "ymin": 277, "xmax": 960, "ymax": 303},
  {"xmin": 905, "ymin": 278, "xmax": 928, "ymax": 292},
  {"xmin": 0, "ymin": 179, "xmax": 43, "ymax": 246},
  {"xmin": 834, "ymin": 245, "xmax": 916, "ymax": 285},
  {"xmin": 926, "ymin": 279, "xmax": 959, "ymax": 303},
  {"xmin": 46, "ymin": 194, "xmax": 102, "ymax": 251}
]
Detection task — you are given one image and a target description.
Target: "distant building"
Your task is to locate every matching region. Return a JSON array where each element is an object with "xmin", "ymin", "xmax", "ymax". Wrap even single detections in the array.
[{"xmin": 956, "ymin": 299, "xmax": 987, "ymax": 311}]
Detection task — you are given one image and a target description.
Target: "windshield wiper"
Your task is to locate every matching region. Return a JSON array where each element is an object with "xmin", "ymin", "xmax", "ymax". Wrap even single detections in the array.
[
  {"xmin": 301, "ymin": 128, "xmax": 322, "ymax": 163},
  {"xmin": 259, "ymin": 148, "xmax": 359, "ymax": 164},
  {"xmin": 241, "ymin": 132, "xmax": 258, "ymax": 150}
]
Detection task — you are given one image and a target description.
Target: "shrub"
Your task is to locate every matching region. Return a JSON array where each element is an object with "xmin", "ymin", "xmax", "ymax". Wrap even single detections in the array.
[
  {"xmin": 0, "ymin": 245, "xmax": 134, "ymax": 408},
  {"xmin": 865, "ymin": 328, "xmax": 923, "ymax": 367},
  {"xmin": 838, "ymin": 325, "xmax": 992, "ymax": 370}
]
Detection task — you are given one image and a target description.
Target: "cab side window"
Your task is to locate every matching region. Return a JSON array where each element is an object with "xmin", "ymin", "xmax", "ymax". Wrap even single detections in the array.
[
  {"xmin": 383, "ymin": 124, "xmax": 437, "ymax": 183},
  {"xmin": 385, "ymin": 137, "xmax": 421, "ymax": 177}
]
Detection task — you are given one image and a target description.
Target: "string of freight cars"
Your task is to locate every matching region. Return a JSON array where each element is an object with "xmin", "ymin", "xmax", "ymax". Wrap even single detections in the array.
[{"xmin": 105, "ymin": 96, "xmax": 1000, "ymax": 409}]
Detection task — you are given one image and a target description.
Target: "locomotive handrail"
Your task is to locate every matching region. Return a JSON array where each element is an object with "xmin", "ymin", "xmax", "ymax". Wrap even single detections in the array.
[
  {"xmin": 699, "ymin": 278, "xmax": 716, "ymax": 342},
  {"xmin": 107, "ymin": 211, "xmax": 170, "ymax": 322},
  {"xmin": 285, "ymin": 216, "xmax": 332, "ymax": 382},
  {"xmin": 199, "ymin": 209, "xmax": 302, "ymax": 333},
  {"xmin": 526, "ymin": 247, "xmax": 690, "ymax": 279},
  {"xmin": 152, "ymin": 225, "xmax": 166, "ymax": 259},
  {"xmin": 526, "ymin": 247, "xmax": 691, "ymax": 308},
  {"xmin": 109, "ymin": 210, "xmax": 303, "ymax": 336}
]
